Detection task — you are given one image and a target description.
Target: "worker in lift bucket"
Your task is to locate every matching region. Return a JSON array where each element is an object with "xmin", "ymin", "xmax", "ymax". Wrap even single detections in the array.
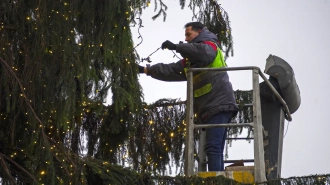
[{"xmin": 137, "ymin": 22, "xmax": 238, "ymax": 171}]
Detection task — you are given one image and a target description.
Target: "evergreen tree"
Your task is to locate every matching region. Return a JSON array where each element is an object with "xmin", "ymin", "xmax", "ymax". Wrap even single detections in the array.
[{"xmin": 0, "ymin": 0, "xmax": 235, "ymax": 184}]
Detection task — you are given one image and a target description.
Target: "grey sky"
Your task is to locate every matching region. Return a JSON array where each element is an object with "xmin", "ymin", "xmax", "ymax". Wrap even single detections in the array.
[{"xmin": 124, "ymin": 0, "xmax": 330, "ymax": 178}]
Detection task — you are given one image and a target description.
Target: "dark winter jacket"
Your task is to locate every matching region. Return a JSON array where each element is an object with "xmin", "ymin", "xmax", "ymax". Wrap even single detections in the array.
[{"xmin": 146, "ymin": 27, "xmax": 238, "ymax": 121}]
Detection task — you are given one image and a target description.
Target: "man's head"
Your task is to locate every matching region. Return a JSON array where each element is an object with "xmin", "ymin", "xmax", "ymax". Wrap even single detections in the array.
[{"xmin": 184, "ymin": 22, "xmax": 204, "ymax": 43}]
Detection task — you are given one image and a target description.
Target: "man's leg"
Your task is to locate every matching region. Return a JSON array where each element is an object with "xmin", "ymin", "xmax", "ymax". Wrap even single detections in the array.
[{"xmin": 205, "ymin": 111, "xmax": 232, "ymax": 171}]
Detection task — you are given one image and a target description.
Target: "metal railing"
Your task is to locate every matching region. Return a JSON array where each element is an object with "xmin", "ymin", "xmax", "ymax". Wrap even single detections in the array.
[{"xmin": 184, "ymin": 66, "xmax": 292, "ymax": 183}]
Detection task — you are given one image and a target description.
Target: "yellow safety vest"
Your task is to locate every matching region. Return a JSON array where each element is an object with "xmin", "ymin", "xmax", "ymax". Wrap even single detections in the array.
[{"xmin": 184, "ymin": 42, "xmax": 227, "ymax": 97}]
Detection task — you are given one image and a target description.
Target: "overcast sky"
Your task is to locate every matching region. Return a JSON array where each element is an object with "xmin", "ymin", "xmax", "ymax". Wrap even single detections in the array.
[{"xmin": 122, "ymin": 0, "xmax": 330, "ymax": 178}]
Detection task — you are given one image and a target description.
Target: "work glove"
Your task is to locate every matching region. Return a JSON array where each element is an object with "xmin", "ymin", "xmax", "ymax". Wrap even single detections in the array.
[
  {"xmin": 161, "ymin": 40, "xmax": 176, "ymax": 50},
  {"xmin": 138, "ymin": 64, "xmax": 145, "ymax": 73}
]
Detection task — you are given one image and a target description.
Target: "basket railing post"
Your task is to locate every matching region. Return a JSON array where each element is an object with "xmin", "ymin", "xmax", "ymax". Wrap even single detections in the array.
[
  {"xmin": 252, "ymin": 68, "xmax": 267, "ymax": 183},
  {"xmin": 184, "ymin": 69, "xmax": 195, "ymax": 176}
]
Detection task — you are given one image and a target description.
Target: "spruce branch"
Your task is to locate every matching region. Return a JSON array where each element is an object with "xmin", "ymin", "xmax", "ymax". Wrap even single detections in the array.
[
  {"xmin": 47, "ymin": 136, "xmax": 77, "ymax": 174},
  {"xmin": 152, "ymin": 0, "xmax": 168, "ymax": 21},
  {"xmin": 0, "ymin": 155, "xmax": 16, "ymax": 185},
  {"xmin": 0, "ymin": 152, "xmax": 38, "ymax": 184},
  {"xmin": 179, "ymin": 0, "xmax": 185, "ymax": 9},
  {"xmin": 0, "ymin": 57, "xmax": 48, "ymax": 142}
]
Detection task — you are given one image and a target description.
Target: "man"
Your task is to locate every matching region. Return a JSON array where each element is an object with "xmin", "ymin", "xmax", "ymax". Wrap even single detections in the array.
[{"xmin": 137, "ymin": 22, "xmax": 238, "ymax": 171}]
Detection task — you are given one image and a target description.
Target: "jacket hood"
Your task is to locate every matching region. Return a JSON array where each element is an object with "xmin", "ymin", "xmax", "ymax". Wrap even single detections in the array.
[{"xmin": 191, "ymin": 27, "xmax": 219, "ymax": 44}]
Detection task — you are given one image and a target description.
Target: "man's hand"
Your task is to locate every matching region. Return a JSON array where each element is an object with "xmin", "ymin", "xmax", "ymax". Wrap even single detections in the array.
[{"xmin": 161, "ymin": 40, "xmax": 176, "ymax": 50}]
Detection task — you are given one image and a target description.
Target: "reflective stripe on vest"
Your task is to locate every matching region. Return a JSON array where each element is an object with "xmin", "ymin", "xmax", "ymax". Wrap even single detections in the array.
[{"xmin": 184, "ymin": 42, "xmax": 227, "ymax": 98}]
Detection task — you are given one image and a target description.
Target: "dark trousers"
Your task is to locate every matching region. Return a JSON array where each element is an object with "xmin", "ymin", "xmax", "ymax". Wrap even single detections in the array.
[{"xmin": 204, "ymin": 111, "xmax": 232, "ymax": 171}]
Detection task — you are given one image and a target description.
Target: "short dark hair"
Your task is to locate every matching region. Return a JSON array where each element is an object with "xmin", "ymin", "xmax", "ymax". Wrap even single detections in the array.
[{"xmin": 184, "ymin": 22, "xmax": 204, "ymax": 31}]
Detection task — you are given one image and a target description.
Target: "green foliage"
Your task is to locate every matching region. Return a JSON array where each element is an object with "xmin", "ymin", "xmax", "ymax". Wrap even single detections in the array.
[
  {"xmin": 0, "ymin": 0, "xmax": 236, "ymax": 184},
  {"xmin": 261, "ymin": 174, "xmax": 330, "ymax": 185},
  {"xmin": 83, "ymin": 157, "xmax": 154, "ymax": 185},
  {"xmin": 230, "ymin": 90, "xmax": 254, "ymax": 137},
  {"xmin": 152, "ymin": 174, "xmax": 330, "ymax": 185},
  {"xmin": 0, "ymin": 0, "xmax": 145, "ymax": 183},
  {"xmin": 119, "ymin": 91, "xmax": 254, "ymax": 176},
  {"xmin": 129, "ymin": 99, "xmax": 187, "ymax": 175},
  {"xmin": 154, "ymin": 175, "xmax": 249, "ymax": 185}
]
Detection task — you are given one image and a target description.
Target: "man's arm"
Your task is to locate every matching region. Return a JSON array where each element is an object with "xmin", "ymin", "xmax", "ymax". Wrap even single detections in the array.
[
  {"xmin": 176, "ymin": 42, "xmax": 217, "ymax": 68},
  {"xmin": 141, "ymin": 60, "xmax": 187, "ymax": 82}
]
